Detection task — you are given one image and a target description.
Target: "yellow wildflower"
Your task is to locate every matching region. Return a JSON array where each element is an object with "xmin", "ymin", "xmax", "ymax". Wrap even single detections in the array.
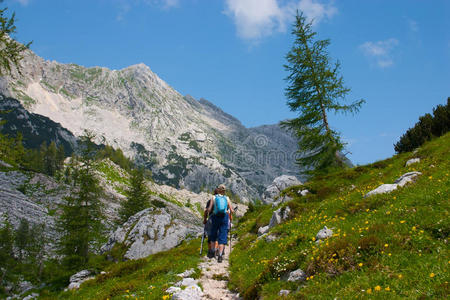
[
  {"xmin": 367, "ymin": 288, "xmax": 372, "ymax": 294},
  {"xmin": 385, "ymin": 287, "xmax": 390, "ymax": 291},
  {"xmin": 374, "ymin": 285, "xmax": 381, "ymax": 291},
  {"xmin": 398, "ymin": 274, "xmax": 403, "ymax": 279},
  {"xmin": 384, "ymin": 244, "xmax": 389, "ymax": 247},
  {"xmin": 358, "ymin": 263, "xmax": 363, "ymax": 267},
  {"xmin": 400, "ymin": 220, "xmax": 406, "ymax": 224},
  {"xmin": 430, "ymin": 273, "xmax": 435, "ymax": 278}
]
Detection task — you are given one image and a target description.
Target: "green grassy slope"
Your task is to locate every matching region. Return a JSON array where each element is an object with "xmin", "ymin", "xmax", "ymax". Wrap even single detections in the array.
[
  {"xmin": 230, "ymin": 133, "xmax": 449, "ymax": 299},
  {"xmin": 40, "ymin": 239, "xmax": 202, "ymax": 300}
]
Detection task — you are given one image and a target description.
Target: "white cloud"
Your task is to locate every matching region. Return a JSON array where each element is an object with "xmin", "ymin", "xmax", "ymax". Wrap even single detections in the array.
[
  {"xmin": 359, "ymin": 38, "xmax": 399, "ymax": 68},
  {"xmin": 224, "ymin": 0, "xmax": 337, "ymax": 41}
]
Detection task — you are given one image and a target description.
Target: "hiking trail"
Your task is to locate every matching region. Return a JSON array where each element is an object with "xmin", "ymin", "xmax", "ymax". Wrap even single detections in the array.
[{"xmin": 198, "ymin": 241, "xmax": 241, "ymax": 300}]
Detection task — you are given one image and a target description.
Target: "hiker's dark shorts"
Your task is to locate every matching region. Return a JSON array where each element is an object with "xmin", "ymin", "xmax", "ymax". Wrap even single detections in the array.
[
  {"xmin": 205, "ymin": 217, "xmax": 213, "ymax": 243},
  {"xmin": 209, "ymin": 213, "xmax": 229, "ymax": 245}
]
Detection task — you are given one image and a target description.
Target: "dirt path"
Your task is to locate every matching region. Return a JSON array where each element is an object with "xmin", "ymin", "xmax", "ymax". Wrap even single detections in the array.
[{"xmin": 198, "ymin": 242, "xmax": 241, "ymax": 300}]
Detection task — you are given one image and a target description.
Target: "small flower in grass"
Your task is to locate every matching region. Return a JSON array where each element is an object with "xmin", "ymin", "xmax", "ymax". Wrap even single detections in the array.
[
  {"xmin": 358, "ymin": 263, "xmax": 363, "ymax": 267},
  {"xmin": 398, "ymin": 274, "xmax": 403, "ymax": 279},
  {"xmin": 385, "ymin": 286, "xmax": 390, "ymax": 291},
  {"xmin": 430, "ymin": 273, "xmax": 435, "ymax": 278},
  {"xmin": 412, "ymin": 226, "xmax": 416, "ymax": 231},
  {"xmin": 374, "ymin": 285, "xmax": 381, "ymax": 291},
  {"xmin": 384, "ymin": 243, "xmax": 389, "ymax": 248},
  {"xmin": 367, "ymin": 288, "xmax": 372, "ymax": 294},
  {"xmin": 162, "ymin": 295, "xmax": 170, "ymax": 300},
  {"xmin": 400, "ymin": 220, "xmax": 406, "ymax": 224}
]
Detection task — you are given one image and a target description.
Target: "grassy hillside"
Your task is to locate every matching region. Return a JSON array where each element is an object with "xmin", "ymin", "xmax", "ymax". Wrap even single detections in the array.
[
  {"xmin": 39, "ymin": 239, "xmax": 202, "ymax": 300},
  {"xmin": 230, "ymin": 133, "xmax": 449, "ymax": 299}
]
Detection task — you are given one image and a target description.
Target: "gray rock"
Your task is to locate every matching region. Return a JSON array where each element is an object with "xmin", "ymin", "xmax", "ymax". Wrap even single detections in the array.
[
  {"xmin": 316, "ymin": 226, "xmax": 333, "ymax": 241},
  {"xmin": 298, "ymin": 189, "xmax": 309, "ymax": 196},
  {"xmin": 279, "ymin": 290, "xmax": 290, "ymax": 296},
  {"xmin": 405, "ymin": 158, "xmax": 420, "ymax": 166},
  {"xmin": 101, "ymin": 206, "xmax": 201, "ymax": 260},
  {"xmin": 172, "ymin": 285, "xmax": 203, "ymax": 300},
  {"xmin": 257, "ymin": 225, "xmax": 269, "ymax": 236},
  {"xmin": 68, "ymin": 270, "xmax": 94, "ymax": 290},
  {"xmin": 23, "ymin": 293, "xmax": 39, "ymax": 300},
  {"xmin": 178, "ymin": 268, "xmax": 195, "ymax": 278},
  {"xmin": 268, "ymin": 206, "xmax": 291, "ymax": 229},
  {"xmin": 287, "ymin": 269, "xmax": 306, "ymax": 282},
  {"xmin": 175, "ymin": 278, "xmax": 198, "ymax": 287},
  {"xmin": 265, "ymin": 234, "xmax": 278, "ymax": 242},
  {"xmin": 364, "ymin": 171, "xmax": 422, "ymax": 198},
  {"xmin": 262, "ymin": 175, "xmax": 302, "ymax": 204},
  {"xmin": 364, "ymin": 184, "xmax": 399, "ymax": 198},
  {"xmin": 0, "ymin": 160, "xmax": 12, "ymax": 168},
  {"xmin": 394, "ymin": 171, "xmax": 422, "ymax": 187},
  {"xmin": 17, "ymin": 280, "xmax": 34, "ymax": 295}
]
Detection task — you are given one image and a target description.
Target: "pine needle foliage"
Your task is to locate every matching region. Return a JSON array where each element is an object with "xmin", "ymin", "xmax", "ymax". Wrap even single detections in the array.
[
  {"xmin": 57, "ymin": 131, "xmax": 105, "ymax": 271},
  {"xmin": 119, "ymin": 167, "xmax": 150, "ymax": 223},
  {"xmin": 0, "ymin": 0, "xmax": 31, "ymax": 76},
  {"xmin": 283, "ymin": 12, "xmax": 364, "ymax": 175}
]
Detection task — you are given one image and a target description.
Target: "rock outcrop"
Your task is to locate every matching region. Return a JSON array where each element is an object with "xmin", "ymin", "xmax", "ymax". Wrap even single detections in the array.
[
  {"xmin": 364, "ymin": 171, "xmax": 422, "ymax": 198},
  {"xmin": 262, "ymin": 175, "xmax": 302, "ymax": 204},
  {"xmin": 101, "ymin": 205, "xmax": 202, "ymax": 260}
]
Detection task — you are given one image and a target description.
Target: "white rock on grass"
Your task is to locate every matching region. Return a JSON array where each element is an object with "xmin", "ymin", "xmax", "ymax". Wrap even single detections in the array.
[
  {"xmin": 364, "ymin": 171, "xmax": 422, "ymax": 198},
  {"xmin": 265, "ymin": 234, "xmax": 278, "ymax": 242},
  {"xmin": 175, "ymin": 278, "xmax": 198, "ymax": 287},
  {"xmin": 257, "ymin": 225, "xmax": 269, "ymax": 236},
  {"xmin": 177, "ymin": 268, "xmax": 195, "ymax": 278},
  {"xmin": 316, "ymin": 226, "xmax": 333, "ymax": 242},
  {"xmin": 287, "ymin": 269, "xmax": 306, "ymax": 282},
  {"xmin": 166, "ymin": 277, "xmax": 203, "ymax": 300},
  {"xmin": 394, "ymin": 171, "xmax": 422, "ymax": 187},
  {"xmin": 279, "ymin": 290, "xmax": 290, "ymax": 296},
  {"xmin": 405, "ymin": 158, "xmax": 420, "ymax": 166},
  {"xmin": 364, "ymin": 184, "xmax": 399, "ymax": 198},
  {"xmin": 262, "ymin": 175, "xmax": 302, "ymax": 204},
  {"xmin": 268, "ymin": 206, "xmax": 291, "ymax": 229},
  {"xmin": 68, "ymin": 270, "xmax": 94, "ymax": 290}
]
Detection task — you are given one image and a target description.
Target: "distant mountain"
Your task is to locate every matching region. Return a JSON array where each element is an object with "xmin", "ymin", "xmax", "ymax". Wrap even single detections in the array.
[{"xmin": 0, "ymin": 49, "xmax": 301, "ymax": 202}]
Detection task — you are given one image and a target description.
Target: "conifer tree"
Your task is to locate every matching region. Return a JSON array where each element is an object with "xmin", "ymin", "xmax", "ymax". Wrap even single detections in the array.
[
  {"xmin": 0, "ymin": 0, "xmax": 31, "ymax": 76},
  {"xmin": 0, "ymin": 218, "xmax": 15, "ymax": 283},
  {"xmin": 119, "ymin": 168, "xmax": 149, "ymax": 223},
  {"xmin": 57, "ymin": 131, "xmax": 104, "ymax": 271},
  {"xmin": 15, "ymin": 218, "xmax": 30, "ymax": 261},
  {"xmin": 283, "ymin": 12, "xmax": 364, "ymax": 174}
]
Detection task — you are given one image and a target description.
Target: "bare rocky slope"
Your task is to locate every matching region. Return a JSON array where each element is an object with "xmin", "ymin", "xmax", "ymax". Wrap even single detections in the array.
[{"xmin": 0, "ymin": 49, "xmax": 301, "ymax": 202}]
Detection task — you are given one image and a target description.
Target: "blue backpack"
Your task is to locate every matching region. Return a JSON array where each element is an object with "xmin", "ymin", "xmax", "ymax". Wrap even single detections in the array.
[{"xmin": 213, "ymin": 195, "xmax": 228, "ymax": 216}]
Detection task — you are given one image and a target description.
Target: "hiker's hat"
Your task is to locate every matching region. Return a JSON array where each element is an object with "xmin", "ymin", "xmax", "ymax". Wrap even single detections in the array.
[{"xmin": 218, "ymin": 184, "xmax": 226, "ymax": 191}]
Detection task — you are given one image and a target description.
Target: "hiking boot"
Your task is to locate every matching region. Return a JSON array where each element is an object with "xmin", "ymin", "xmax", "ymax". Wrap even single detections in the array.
[
  {"xmin": 217, "ymin": 254, "xmax": 223, "ymax": 263},
  {"xmin": 207, "ymin": 249, "xmax": 214, "ymax": 258}
]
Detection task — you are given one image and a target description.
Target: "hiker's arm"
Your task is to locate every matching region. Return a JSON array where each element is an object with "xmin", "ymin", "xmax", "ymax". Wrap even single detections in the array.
[
  {"xmin": 207, "ymin": 197, "xmax": 214, "ymax": 214},
  {"xmin": 227, "ymin": 198, "xmax": 234, "ymax": 215}
]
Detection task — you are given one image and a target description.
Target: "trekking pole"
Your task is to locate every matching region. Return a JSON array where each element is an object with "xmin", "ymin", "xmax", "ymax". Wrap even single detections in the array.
[
  {"xmin": 200, "ymin": 224, "xmax": 206, "ymax": 256},
  {"xmin": 229, "ymin": 206, "xmax": 238, "ymax": 255}
]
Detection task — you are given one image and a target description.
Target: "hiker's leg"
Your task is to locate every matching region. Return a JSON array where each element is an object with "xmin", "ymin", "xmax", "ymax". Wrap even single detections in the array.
[{"xmin": 217, "ymin": 214, "xmax": 229, "ymax": 262}]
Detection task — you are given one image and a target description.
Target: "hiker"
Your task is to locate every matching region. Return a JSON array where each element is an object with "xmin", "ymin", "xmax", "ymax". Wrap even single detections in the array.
[
  {"xmin": 206, "ymin": 184, "xmax": 234, "ymax": 262},
  {"xmin": 203, "ymin": 188, "xmax": 219, "ymax": 258}
]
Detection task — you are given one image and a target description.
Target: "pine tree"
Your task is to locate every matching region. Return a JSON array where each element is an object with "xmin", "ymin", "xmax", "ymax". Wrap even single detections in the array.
[
  {"xmin": 27, "ymin": 223, "xmax": 46, "ymax": 279},
  {"xmin": 0, "ymin": 0, "xmax": 31, "ymax": 76},
  {"xmin": 0, "ymin": 218, "xmax": 15, "ymax": 283},
  {"xmin": 44, "ymin": 141, "xmax": 57, "ymax": 177},
  {"xmin": 119, "ymin": 168, "xmax": 149, "ymax": 223},
  {"xmin": 15, "ymin": 218, "xmax": 30, "ymax": 261},
  {"xmin": 283, "ymin": 12, "xmax": 364, "ymax": 175},
  {"xmin": 57, "ymin": 131, "xmax": 104, "ymax": 271}
]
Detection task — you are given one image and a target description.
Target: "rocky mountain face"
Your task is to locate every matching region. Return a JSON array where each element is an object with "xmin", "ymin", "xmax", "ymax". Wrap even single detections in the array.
[
  {"xmin": 0, "ymin": 49, "xmax": 301, "ymax": 202},
  {"xmin": 0, "ymin": 95, "xmax": 77, "ymax": 154}
]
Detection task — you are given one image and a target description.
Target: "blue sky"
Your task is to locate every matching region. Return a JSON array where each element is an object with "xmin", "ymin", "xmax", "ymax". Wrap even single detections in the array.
[{"xmin": 4, "ymin": 0, "xmax": 450, "ymax": 165}]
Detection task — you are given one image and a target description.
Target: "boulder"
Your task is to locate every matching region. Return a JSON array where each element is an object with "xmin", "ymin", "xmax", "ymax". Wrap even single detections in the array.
[
  {"xmin": 364, "ymin": 172, "xmax": 422, "ymax": 198},
  {"xmin": 279, "ymin": 290, "xmax": 290, "ymax": 296},
  {"xmin": 166, "ymin": 277, "xmax": 203, "ymax": 300},
  {"xmin": 262, "ymin": 175, "xmax": 302, "ymax": 204},
  {"xmin": 178, "ymin": 268, "xmax": 195, "ymax": 278},
  {"xmin": 268, "ymin": 206, "xmax": 291, "ymax": 229},
  {"xmin": 364, "ymin": 184, "xmax": 399, "ymax": 198},
  {"xmin": 101, "ymin": 206, "xmax": 202, "ymax": 260},
  {"xmin": 287, "ymin": 269, "xmax": 306, "ymax": 282},
  {"xmin": 298, "ymin": 189, "xmax": 310, "ymax": 196},
  {"xmin": 316, "ymin": 226, "xmax": 333, "ymax": 241},
  {"xmin": 68, "ymin": 270, "xmax": 94, "ymax": 290},
  {"xmin": 257, "ymin": 225, "xmax": 269, "ymax": 236},
  {"xmin": 405, "ymin": 158, "xmax": 420, "ymax": 166},
  {"xmin": 394, "ymin": 171, "xmax": 422, "ymax": 187}
]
